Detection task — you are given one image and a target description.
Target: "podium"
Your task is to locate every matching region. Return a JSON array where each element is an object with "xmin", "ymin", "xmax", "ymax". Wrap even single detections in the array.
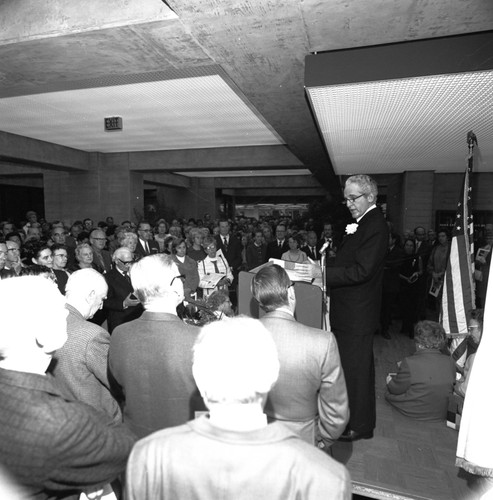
[{"xmin": 238, "ymin": 270, "xmax": 324, "ymax": 329}]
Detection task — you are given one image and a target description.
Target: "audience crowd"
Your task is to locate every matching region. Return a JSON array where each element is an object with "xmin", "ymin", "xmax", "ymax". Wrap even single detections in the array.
[{"xmin": 0, "ymin": 207, "xmax": 490, "ymax": 499}]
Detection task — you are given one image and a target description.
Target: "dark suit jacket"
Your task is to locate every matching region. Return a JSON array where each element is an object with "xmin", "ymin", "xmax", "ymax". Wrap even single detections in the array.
[
  {"xmin": 260, "ymin": 310, "xmax": 349, "ymax": 447},
  {"xmin": 383, "ymin": 244, "xmax": 404, "ymax": 293},
  {"xmin": 385, "ymin": 349, "xmax": 456, "ymax": 421},
  {"xmin": 215, "ymin": 234, "xmax": 242, "ymax": 273},
  {"xmin": 245, "ymin": 242, "xmax": 267, "ymax": 270},
  {"xmin": 134, "ymin": 239, "xmax": 160, "ymax": 260},
  {"xmin": 109, "ymin": 311, "xmax": 205, "ymax": 439},
  {"xmin": 265, "ymin": 240, "xmax": 289, "ymax": 261},
  {"xmin": 326, "ymin": 208, "xmax": 389, "ymax": 335},
  {"xmin": 104, "ymin": 268, "xmax": 143, "ymax": 333},
  {"xmin": 91, "ymin": 248, "xmax": 112, "ymax": 274},
  {"xmin": 301, "ymin": 244, "xmax": 319, "ymax": 261}
]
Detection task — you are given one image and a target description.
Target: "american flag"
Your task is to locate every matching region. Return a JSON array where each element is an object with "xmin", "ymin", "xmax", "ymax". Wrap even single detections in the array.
[{"xmin": 441, "ymin": 133, "xmax": 476, "ymax": 368}]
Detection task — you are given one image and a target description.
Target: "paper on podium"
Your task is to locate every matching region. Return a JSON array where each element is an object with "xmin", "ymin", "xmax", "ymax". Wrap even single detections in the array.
[
  {"xmin": 199, "ymin": 273, "xmax": 226, "ymax": 289},
  {"xmin": 268, "ymin": 258, "xmax": 313, "ymax": 283}
]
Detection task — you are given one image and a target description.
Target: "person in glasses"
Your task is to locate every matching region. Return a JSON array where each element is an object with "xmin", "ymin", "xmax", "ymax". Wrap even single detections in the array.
[
  {"xmin": 109, "ymin": 254, "xmax": 205, "ymax": 439},
  {"xmin": 104, "ymin": 247, "xmax": 143, "ymax": 333},
  {"xmin": 298, "ymin": 174, "xmax": 388, "ymax": 443},
  {"xmin": 171, "ymin": 238, "xmax": 200, "ymax": 300},
  {"xmin": 51, "ymin": 243, "xmax": 71, "ymax": 294},
  {"xmin": 89, "ymin": 229, "xmax": 111, "ymax": 274}
]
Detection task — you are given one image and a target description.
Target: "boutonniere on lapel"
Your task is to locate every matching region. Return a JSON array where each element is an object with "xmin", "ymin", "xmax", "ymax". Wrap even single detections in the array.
[{"xmin": 345, "ymin": 223, "xmax": 358, "ymax": 235}]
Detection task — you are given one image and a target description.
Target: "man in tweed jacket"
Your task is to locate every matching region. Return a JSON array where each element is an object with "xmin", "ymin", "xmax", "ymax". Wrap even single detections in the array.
[
  {"xmin": 50, "ymin": 268, "xmax": 121, "ymax": 423},
  {"xmin": 0, "ymin": 276, "xmax": 135, "ymax": 499}
]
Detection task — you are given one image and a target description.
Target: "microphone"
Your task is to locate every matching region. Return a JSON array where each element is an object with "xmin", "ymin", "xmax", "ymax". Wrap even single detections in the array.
[{"xmin": 319, "ymin": 241, "xmax": 330, "ymax": 254}]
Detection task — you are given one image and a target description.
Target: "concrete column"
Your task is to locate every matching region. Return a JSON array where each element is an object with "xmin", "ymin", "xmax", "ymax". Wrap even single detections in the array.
[
  {"xmin": 44, "ymin": 153, "xmax": 144, "ymax": 225},
  {"xmin": 401, "ymin": 170, "xmax": 435, "ymax": 234}
]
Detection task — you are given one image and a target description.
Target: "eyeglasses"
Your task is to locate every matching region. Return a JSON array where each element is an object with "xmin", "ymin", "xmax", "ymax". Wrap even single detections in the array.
[
  {"xmin": 170, "ymin": 275, "xmax": 185, "ymax": 286},
  {"xmin": 342, "ymin": 193, "xmax": 366, "ymax": 205},
  {"xmin": 205, "ymin": 245, "xmax": 216, "ymax": 251},
  {"xmin": 118, "ymin": 258, "xmax": 133, "ymax": 266}
]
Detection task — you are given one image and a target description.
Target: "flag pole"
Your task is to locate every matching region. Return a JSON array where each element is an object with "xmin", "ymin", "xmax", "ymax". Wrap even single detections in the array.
[{"xmin": 441, "ymin": 131, "xmax": 477, "ymax": 368}]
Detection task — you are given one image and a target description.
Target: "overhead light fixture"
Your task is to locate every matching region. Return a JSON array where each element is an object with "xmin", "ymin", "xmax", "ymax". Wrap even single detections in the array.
[{"xmin": 305, "ymin": 32, "xmax": 493, "ymax": 175}]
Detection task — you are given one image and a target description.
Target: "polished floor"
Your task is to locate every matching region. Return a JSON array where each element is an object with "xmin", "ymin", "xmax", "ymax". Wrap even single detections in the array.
[{"xmin": 331, "ymin": 320, "xmax": 483, "ymax": 500}]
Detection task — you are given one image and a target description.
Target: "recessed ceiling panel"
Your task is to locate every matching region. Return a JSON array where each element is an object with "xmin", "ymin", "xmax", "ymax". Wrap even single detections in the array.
[
  {"xmin": 307, "ymin": 70, "xmax": 493, "ymax": 175},
  {"xmin": 0, "ymin": 75, "xmax": 284, "ymax": 153}
]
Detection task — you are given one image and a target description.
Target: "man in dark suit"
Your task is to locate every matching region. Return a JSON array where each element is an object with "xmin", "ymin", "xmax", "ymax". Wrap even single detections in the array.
[
  {"xmin": 252, "ymin": 264, "xmax": 349, "ymax": 449},
  {"xmin": 215, "ymin": 220, "xmax": 242, "ymax": 273},
  {"xmin": 50, "ymin": 268, "xmax": 122, "ymax": 424},
  {"xmin": 104, "ymin": 247, "xmax": 143, "ymax": 333},
  {"xmin": 109, "ymin": 254, "xmax": 205, "ymax": 439},
  {"xmin": 321, "ymin": 175, "xmax": 388, "ymax": 441},
  {"xmin": 302, "ymin": 230, "xmax": 320, "ymax": 261},
  {"xmin": 90, "ymin": 228, "xmax": 112, "ymax": 274},
  {"xmin": 134, "ymin": 221, "xmax": 160, "ymax": 260},
  {"xmin": 265, "ymin": 224, "xmax": 289, "ymax": 261},
  {"xmin": 245, "ymin": 229, "xmax": 267, "ymax": 270}
]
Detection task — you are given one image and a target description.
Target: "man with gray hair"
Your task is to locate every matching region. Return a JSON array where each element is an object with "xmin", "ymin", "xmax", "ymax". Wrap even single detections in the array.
[
  {"xmin": 109, "ymin": 254, "xmax": 205, "ymax": 439},
  {"xmin": 252, "ymin": 264, "xmax": 348, "ymax": 449},
  {"xmin": 50, "ymin": 269, "xmax": 121, "ymax": 423},
  {"xmin": 300, "ymin": 174, "xmax": 388, "ymax": 442},
  {"xmin": 0, "ymin": 276, "xmax": 135, "ymax": 498},
  {"xmin": 126, "ymin": 316, "xmax": 351, "ymax": 500},
  {"xmin": 104, "ymin": 246, "xmax": 142, "ymax": 333}
]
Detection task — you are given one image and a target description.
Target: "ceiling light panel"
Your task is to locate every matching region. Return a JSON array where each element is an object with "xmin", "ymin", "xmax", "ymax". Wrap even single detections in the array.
[
  {"xmin": 0, "ymin": 76, "xmax": 284, "ymax": 152},
  {"xmin": 307, "ymin": 71, "xmax": 493, "ymax": 174}
]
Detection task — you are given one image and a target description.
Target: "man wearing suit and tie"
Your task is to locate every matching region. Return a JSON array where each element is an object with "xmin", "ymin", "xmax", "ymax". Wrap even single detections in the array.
[
  {"xmin": 104, "ymin": 247, "xmax": 143, "ymax": 333},
  {"xmin": 134, "ymin": 221, "xmax": 160, "ymax": 260},
  {"xmin": 326, "ymin": 175, "xmax": 388, "ymax": 441},
  {"xmin": 301, "ymin": 175, "xmax": 388, "ymax": 442},
  {"xmin": 252, "ymin": 264, "xmax": 349, "ymax": 449},
  {"xmin": 265, "ymin": 224, "xmax": 289, "ymax": 261},
  {"xmin": 302, "ymin": 231, "xmax": 321, "ymax": 262}
]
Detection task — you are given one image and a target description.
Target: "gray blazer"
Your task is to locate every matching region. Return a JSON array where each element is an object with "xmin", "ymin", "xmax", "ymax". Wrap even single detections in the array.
[{"xmin": 260, "ymin": 310, "xmax": 349, "ymax": 447}]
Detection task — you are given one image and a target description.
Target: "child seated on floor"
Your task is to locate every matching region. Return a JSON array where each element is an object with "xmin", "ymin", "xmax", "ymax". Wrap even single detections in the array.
[{"xmin": 385, "ymin": 320, "xmax": 456, "ymax": 422}]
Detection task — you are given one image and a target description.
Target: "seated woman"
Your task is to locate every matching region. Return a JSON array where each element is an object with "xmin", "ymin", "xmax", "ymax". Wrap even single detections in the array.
[
  {"xmin": 455, "ymin": 309, "xmax": 483, "ymax": 398},
  {"xmin": 198, "ymin": 236, "xmax": 233, "ymax": 298},
  {"xmin": 171, "ymin": 238, "xmax": 200, "ymax": 300},
  {"xmin": 385, "ymin": 320, "xmax": 456, "ymax": 421},
  {"xmin": 71, "ymin": 243, "xmax": 94, "ymax": 271},
  {"xmin": 281, "ymin": 234, "xmax": 308, "ymax": 263}
]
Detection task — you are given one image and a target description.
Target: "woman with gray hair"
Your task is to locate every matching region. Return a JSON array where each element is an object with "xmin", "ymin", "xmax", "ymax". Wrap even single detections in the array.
[{"xmin": 385, "ymin": 320, "xmax": 456, "ymax": 421}]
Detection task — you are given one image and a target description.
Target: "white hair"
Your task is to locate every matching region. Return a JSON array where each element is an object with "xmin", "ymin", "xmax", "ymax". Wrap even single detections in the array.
[
  {"xmin": 112, "ymin": 246, "xmax": 132, "ymax": 262},
  {"xmin": 130, "ymin": 254, "xmax": 178, "ymax": 305},
  {"xmin": 65, "ymin": 268, "xmax": 108, "ymax": 299},
  {"xmin": 0, "ymin": 276, "xmax": 67, "ymax": 357},
  {"xmin": 345, "ymin": 174, "xmax": 378, "ymax": 198},
  {"xmin": 192, "ymin": 316, "xmax": 279, "ymax": 404}
]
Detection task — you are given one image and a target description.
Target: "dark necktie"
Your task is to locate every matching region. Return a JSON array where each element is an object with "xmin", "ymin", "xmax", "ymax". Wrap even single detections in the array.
[
  {"xmin": 123, "ymin": 271, "xmax": 130, "ymax": 283},
  {"xmin": 223, "ymin": 238, "xmax": 228, "ymax": 253},
  {"xmin": 278, "ymin": 240, "xmax": 282, "ymax": 249},
  {"xmin": 312, "ymin": 247, "xmax": 316, "ymax": 259},
  {"xmin": 145, "ymin": 241, "xmax": 150, "ymax": 254},
  {"xmin": 212, "ymin": 260, "xmax": 220, "ymax": 273}
]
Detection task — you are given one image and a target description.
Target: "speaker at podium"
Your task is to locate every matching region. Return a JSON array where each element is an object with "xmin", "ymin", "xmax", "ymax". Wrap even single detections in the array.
[{"xmin": 238, "ymin": 265, "xmax": 325, "ymax": 330}]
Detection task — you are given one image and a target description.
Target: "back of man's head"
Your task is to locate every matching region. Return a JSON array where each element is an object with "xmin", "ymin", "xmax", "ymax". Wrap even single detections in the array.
[
  {"xmin": 251, "ymin": 264, "xmax": 290, "ymax": 312},
  {"xmin": 0, "ymin": 276, "xmax": 67, "ymax": 364},
  {"xmin": 65, "ymin": 269, "xmax": 108, "ymax": 319},
  {"xmin": 193, "ymin": 316, "xmax": 279, "ymax": 405},
  {"xmin": 130, "ymin": 254, "xmax": 182, "ymax": 307}
]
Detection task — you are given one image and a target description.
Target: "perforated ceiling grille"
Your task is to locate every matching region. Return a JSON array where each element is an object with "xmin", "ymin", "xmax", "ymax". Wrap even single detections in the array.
[
  {"xmin": 0, "ymin": 75, "xmax": 284, "ymax": 152},
  {"xmin": 307, "ymin": 70, "xmax": 493, "ymax": 174}
]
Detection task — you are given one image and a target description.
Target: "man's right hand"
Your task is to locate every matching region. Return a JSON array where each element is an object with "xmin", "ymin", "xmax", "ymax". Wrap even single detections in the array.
[{"xmin": 123, "ymin": 293, "xmax": 140, "ymax": 308}]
